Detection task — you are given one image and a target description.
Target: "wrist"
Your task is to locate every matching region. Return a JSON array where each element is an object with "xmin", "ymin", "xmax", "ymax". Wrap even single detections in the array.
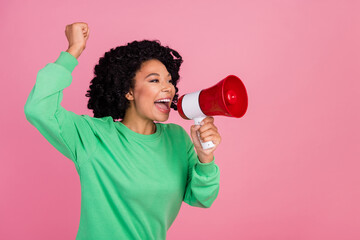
[
  {"xmin": 66, "ymin": 46, "xmax": 84, "ymax": 59},
  {"xmin": 198, "ymin": 154, "xmax": 214, "ymax": 164}
]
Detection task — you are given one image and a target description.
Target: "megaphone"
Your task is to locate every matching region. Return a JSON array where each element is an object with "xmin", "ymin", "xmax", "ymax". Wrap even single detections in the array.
[{"xmin": 177, "ymin": 75, "xmax": 248, "ymax": 149}]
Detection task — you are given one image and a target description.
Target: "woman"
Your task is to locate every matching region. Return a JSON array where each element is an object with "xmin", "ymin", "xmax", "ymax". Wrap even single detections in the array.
[{"xmin": 24, "ymin": 22, "xmax": 221, "ymax": 240}]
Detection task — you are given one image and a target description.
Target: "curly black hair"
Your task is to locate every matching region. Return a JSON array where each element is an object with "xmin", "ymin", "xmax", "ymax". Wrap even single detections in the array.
[{"xmin": 85, "ymin": 39, "xmax": 183, "ymax": 120}]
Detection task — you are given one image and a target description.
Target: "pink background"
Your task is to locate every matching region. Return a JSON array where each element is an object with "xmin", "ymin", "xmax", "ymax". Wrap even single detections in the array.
[{"xmin": 1, "ymin": 0, "xmax": 359, "ymax": 239}]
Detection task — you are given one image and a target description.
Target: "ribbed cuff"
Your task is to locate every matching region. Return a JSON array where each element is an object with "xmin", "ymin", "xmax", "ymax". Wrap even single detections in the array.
[
  {"xmin": 55, "ymin": 51, "xmax": 79, "ymax": 73},
  {"xmin": 195, "ymin": 156, "xmax": 217, "ymax": 176}
]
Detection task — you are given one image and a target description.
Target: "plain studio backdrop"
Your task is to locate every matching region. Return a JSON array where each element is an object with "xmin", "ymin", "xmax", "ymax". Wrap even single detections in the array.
[{"xmin": 1, "ymin": 0, "xmax": 359, "ymax": 239}]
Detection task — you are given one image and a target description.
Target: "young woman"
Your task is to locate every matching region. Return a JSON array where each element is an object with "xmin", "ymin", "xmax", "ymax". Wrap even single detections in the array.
[{"xmin": 24, "ymin": 22, "xmax": 221, "ymax": 240}]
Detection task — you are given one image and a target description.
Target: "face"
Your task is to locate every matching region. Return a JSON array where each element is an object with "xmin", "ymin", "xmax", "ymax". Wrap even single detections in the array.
[{"xmin": 125, "ymin": 59, "xmax": 176, "ymax": 122}]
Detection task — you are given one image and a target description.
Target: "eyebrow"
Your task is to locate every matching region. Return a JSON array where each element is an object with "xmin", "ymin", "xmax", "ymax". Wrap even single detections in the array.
[{"xmin": 145, "ymin": 73, "xmax": 171, "ymax": 79}]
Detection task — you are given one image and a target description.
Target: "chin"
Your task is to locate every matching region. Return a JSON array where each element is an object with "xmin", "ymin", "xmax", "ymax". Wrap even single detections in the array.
[
  {"xmin": 154, "ymin": 114, "xmax": 170, "ymax": 122},
  {"xmin": 157, "ymin": 117, "xmax": 170, "ymax": 122}
]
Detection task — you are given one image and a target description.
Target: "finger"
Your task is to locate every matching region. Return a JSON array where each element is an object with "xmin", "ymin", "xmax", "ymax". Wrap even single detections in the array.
[
  {"xmin": 199, "ymin": 129, "xmax": 218, "ymax": 140},
  {"xmin": 209, "ymin": 136, "xmax": 221, "ymax": 145},
  {"xmin": 84, "ymin": 27, "xmax": 90, "ymax": 39},
  {"xmin": 202, "ymin": 116, "xmax": 214, "ymax": 124},
  {"xmin": 190, "ymin": 125, "xmax": 202, "ymax": 145},
  {"xmin": 202, "ymin": 135, "xmax": 216, "ymax": 143},
  {"xmin": 198, "ymin": 123, "xmax": 218, "ymax": 133},
  {"xmin": 200, "ymin": 135, "xmax": 219, "ymax": 146},
  {"xmin": 200, "ymin": 117, "xmax": 214, "ymax": 127},
  {"xmin": 201, "ymin": 133, "xmax": 221, "ymax": 144},
  {"xmin": 190, "ymin": 125, "xmax": 201, "ymax": 135}
]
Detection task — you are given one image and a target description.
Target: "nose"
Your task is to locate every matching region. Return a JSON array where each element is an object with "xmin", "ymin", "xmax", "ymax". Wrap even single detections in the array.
[{"xmin": 161, "ymin": 81, "xmax": 173, "ymax": 92}]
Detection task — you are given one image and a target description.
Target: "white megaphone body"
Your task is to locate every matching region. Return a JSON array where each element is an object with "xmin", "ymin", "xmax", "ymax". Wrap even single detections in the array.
[{"xmin": 177, "ymin": 75, "xmax": 248, "ymax": 149}]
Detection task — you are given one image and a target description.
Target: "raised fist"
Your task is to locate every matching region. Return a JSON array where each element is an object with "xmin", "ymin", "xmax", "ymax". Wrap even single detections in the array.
[{"xmin": 65, "ymin": 22, "xmax": 90, "ymax": 58}]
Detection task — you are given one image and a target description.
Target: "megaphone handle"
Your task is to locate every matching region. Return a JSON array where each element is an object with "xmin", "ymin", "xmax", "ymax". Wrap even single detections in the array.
[{"xmin": 194, "ymin": 117, "xmax": 216, "ymax": 150}]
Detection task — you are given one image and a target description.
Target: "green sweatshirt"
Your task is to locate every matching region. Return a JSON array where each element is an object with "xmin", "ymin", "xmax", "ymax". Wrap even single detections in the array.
[{"xmin": 24, "ymin": 51, "xmax": 220, "ymax": 240}]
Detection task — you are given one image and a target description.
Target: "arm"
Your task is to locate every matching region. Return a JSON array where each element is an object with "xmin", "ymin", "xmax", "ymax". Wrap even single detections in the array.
[
  {"xmin": 182, "ymin": 130, "xmax": 220, "ymax": 208},
  {"xmin": 24, "ymin": 51, "xmax": 97, "ymax": 170}
]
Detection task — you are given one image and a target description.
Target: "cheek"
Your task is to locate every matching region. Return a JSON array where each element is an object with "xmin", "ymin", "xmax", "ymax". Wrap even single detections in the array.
[
  {"xmin": 170, "ymin": 85, "xmax": 176, "ymax": 94},
  {"xmin": 135, "ymin": 88, "xmax": 156, "ymax": 106}
]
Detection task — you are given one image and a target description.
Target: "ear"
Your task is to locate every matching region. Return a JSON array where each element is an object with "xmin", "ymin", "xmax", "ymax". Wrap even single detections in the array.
[{"xmin": 125, "ymin": 88, "xmax": 134, "ymax": 101}]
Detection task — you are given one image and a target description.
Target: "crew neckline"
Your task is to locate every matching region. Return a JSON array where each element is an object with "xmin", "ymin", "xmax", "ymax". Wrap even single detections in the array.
[{"xmin": 115, "ymin": 121, "xmax": 162, "ymax": 141}]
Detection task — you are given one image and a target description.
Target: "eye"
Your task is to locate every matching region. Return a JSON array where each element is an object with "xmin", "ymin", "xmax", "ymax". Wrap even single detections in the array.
[{"xmin": 149, "ymin": 79, "xmax": 173, "ymax": 84}]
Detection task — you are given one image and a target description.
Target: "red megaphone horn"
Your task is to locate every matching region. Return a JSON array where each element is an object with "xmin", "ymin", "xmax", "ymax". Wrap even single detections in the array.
[{"xmin": 177, "ymin": 75, "xmax": 248, "ymax": 149}]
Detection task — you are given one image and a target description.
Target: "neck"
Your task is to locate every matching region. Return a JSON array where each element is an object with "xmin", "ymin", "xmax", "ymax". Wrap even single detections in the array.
[{"xmin": 120, "ymin": 115, "xmax": 156, "ymax": 135}]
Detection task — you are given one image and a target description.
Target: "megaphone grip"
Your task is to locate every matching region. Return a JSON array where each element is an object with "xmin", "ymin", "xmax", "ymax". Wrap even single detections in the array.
[{"xmin": 194, "ymin": 117, "xmax": 215, "ymax": 150}]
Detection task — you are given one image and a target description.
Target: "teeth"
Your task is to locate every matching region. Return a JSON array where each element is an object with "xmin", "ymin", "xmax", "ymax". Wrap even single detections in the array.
[{"xmin": 155, "ymin": 99, "xmax": 170, "ymax": 103}]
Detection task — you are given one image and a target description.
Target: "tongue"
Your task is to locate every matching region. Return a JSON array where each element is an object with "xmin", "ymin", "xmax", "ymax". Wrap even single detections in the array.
[{"xmin": 155, "ymin": 102, "xmax": 169, "ymax": 110}]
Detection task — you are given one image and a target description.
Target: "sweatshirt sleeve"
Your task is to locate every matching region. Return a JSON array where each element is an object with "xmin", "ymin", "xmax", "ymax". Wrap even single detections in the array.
[
  {"xmin": 24, "ymin": 51, "xmax": 98, "ymax": 170},
  {"xmin": 182, "ymin": 130, "xmax": 220, "ymax": 208}
]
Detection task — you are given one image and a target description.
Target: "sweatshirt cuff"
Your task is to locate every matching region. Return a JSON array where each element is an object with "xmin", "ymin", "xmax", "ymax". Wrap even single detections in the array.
[
  {"xmin": 195, "ymin": 156, "xmax": 217, "ymax": 176},
  {"xmin": 54, "ymin": 51, "xmax": 79, "ymax": 73}
]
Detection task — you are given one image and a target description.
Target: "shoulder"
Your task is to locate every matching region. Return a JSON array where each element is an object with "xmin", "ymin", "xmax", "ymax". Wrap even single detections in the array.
[
  {"xmin": 79, "ymin": 114, "xmax": 113, "ymax": 124},
  {"xmin": 78, "ymin": 115, "xmax": 115, "ymax": 132}
]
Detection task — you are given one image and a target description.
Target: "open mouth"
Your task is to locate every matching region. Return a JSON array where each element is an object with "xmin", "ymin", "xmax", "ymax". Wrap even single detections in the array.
[{"xmin": 154, "ymin": 98, "xmax": 171, "ymax": 113}]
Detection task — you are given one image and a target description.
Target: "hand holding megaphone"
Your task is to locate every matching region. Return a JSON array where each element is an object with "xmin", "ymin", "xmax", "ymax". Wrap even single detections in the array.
[{"xmin": 177, "ymin": 75, "xmax": 248, "ymax": 149}]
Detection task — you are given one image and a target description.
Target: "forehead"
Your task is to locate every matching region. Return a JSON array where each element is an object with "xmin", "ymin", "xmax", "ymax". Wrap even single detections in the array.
[{"xmin": 137, "ymin": 59, "xmax": 168, "ymax": 75}]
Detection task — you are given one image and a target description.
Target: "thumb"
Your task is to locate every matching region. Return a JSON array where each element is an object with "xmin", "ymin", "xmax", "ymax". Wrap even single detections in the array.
[{"xmin": 190, "ymin": 125, "xmax": 201, "ymax": 146}]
